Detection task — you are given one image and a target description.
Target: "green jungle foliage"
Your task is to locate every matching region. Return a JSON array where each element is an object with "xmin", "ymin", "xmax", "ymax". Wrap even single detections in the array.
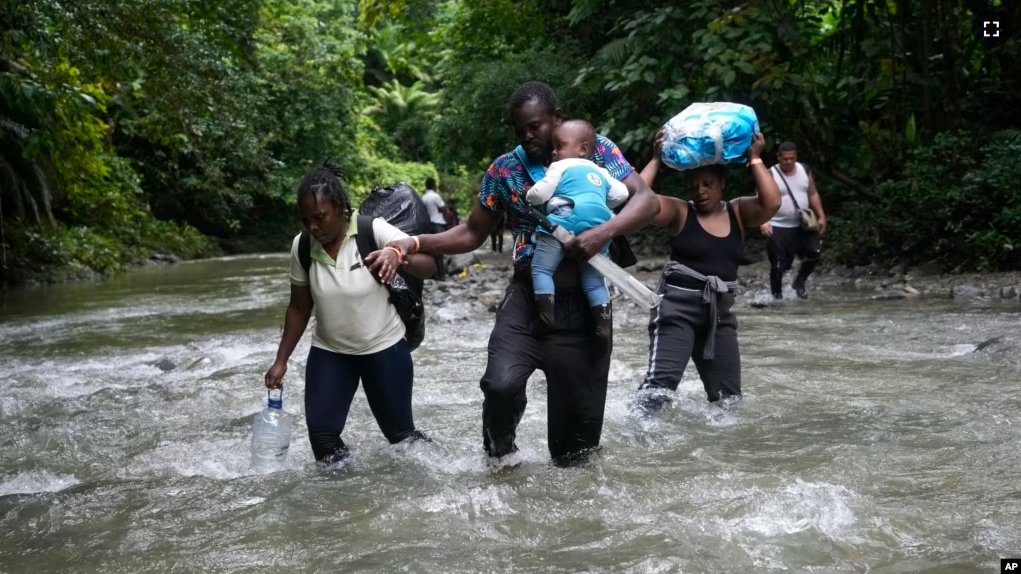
[{"xmin": 2, "ymin": 0, "xmax": 1019, "ymax": 285}]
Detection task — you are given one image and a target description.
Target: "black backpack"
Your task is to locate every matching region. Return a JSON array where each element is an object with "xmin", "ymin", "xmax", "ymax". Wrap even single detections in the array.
[{"xmin": 297, "ymin": 183, "xmax": 430, "ymax": 351}]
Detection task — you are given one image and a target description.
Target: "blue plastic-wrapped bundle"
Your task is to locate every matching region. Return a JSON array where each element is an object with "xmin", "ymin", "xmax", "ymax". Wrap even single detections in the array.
[{"xmin": 661, "ymin": 102, "xmax": 760, "ymax": 171}]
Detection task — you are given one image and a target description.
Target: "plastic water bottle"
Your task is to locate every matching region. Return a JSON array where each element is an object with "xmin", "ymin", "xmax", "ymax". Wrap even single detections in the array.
[{"xmin": 251, "ymin": 389, "xmax": 292, "ymax": 472}]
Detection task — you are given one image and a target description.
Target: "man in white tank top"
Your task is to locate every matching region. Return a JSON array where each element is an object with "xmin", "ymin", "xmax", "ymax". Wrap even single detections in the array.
[
  {"xmin": 759, "ymin": 141, "xmax": 827, "ymax": 299},
  {"xmin": 420, "ymin": 177, "xmax": 448, "ymax": 280}
]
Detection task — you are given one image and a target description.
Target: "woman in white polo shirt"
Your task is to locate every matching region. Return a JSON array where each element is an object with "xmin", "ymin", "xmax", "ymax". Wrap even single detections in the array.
[{"xmin": 264, "ymin": 164, "xmax": 436, "ymax": 464}]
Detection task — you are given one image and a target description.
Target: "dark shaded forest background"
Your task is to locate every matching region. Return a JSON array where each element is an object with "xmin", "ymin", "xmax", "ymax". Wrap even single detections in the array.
[{"xmin": 2, "ymin": 0, "xmax": 1019, "ymax": 286}]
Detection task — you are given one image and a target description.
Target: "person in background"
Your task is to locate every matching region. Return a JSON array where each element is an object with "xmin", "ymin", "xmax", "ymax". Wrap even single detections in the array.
[
  {"xmin": 421, "ymin": 178, "xmax": 447, "ymax": 280},
  {"xmin": 760, "ymin": 141, "xmax": 827, "ymax": 299},
  {"xmin": 264, "ymin": 164, "xmax": 436, "ymax": 464},
  {"xmin": 444, "ymin": 204, "xmax": 460, "ymax": 231},
  {"xmin": 490, "ymin": 214, "xmax": 505, "ymax": 253},
  {"xmin": 634, "ymin": 129, "xmax": 781, "ymax": 412}
]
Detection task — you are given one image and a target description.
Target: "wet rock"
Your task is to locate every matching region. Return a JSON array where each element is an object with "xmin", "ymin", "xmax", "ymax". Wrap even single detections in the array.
[
  {"xmin": 887, "ymin": 264, "xmax": 905, "ymax": 277},
  {"xmin": 927, "ymin": 287, "xmax": 953, "ymax": 299},
  {"xmin": 149, "ymin": 253, "xmax": 181, "ymax": 265},
  {"xmin": 951, "ymin": 284, "xmax": 985, "ymax": 299},
  {"xmin": 975, "ymin": 336, "xmax": 1005, "ymax": 352},
  {"xmin": 67, "ymin": 260, "xmax": 104, "ymax": 282},
  {"xmin": 626, "ymin": 228, "xmax": 672, "ymax": 259},
  {"xmin": 1000, "ymin": 286, "xmax": 1018, "ymax": 299},
  {"xmin": 447, "ymin": 286, "xmax": 484, "ymax": 309},
  {"xmin": 973, "ymin": 335, "xmax": 1021, "ymax": 360},
  {"xmin": 447, "ymin": 253, "xmax": 480, "ymax": 275},
  {"xmin": 637, "ymin": 258, "xmax": 668, "ymax": 273},
  {"xmin": 914, "ymin": 260, "xmax": 943, "ymax": 276},
  {"xmin": 828, "ymin": 265, "xmax": 854, "ymax": 278},
  {"xmin": 903, "ymin": 285, "xmax": 920, "ymax": 296},
  {"xmin": 185, "ymin": 357, "xmax": 213, "ymax": 370},
  {"xmin": 151, "ymin": 357, "xmax": 177, "ymax": 372},
  {"xmin": 738, "ymin": 250, "xmax": 763, "ymax": 265},
  {"xmin": 863, "ymin": 263, "xmax": 882, "ymax": 276},
  {"xmin": 431, "ymin": 301, "xmax": 481, "ymax": 323},
  {"xmin": 870, "ymin": 291, "xmax": 907, "ymax": 301},
  {"xmin": 479, "ymin": 290, "xmax": 506, "ymax": 309},
  {"xmin": 431, "ymin": 290, "xmax": 448, "ymax": 306}
]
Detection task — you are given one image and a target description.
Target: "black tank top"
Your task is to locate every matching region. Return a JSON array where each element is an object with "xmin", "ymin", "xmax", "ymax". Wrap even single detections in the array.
[{"xmin": 668, "ymin": 201, "xmax": 744, "ymax": 286}]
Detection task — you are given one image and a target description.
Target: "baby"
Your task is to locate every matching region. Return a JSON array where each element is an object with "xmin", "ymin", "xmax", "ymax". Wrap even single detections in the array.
[{"xmin": 525, "ymin": 119, "xmax": 629, "ymax": 354}]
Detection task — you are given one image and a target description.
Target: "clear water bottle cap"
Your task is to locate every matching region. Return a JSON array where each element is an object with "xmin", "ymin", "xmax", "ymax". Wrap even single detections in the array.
[{"xmin": 267, "ymin": 388, "xmax": 283, "ymax": 409}]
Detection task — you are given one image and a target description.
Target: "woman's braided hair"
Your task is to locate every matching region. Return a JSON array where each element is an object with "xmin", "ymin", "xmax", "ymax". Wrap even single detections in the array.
[{"xmin": 297, "ymin": 160, "xmax": 352, "ymax": 214}]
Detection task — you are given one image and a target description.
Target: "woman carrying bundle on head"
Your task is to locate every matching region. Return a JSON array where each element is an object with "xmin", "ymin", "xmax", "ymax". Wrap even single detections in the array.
[{"xmin": 633, "ymin": 106, "xmax": 782, "ymax": 414}]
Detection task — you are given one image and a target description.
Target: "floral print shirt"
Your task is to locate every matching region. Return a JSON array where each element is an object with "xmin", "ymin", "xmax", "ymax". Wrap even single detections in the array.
[{"xmin": 478, "ymin": 134, "xmax": 634, "ymax": 267}]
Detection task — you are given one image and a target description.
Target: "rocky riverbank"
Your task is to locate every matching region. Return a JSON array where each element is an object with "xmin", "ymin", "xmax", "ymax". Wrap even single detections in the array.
[
  {"xmin": 9, "ymin": 226, "xmax": 1019, "ymax": 309},
  {"xmin": 627, "ymin": 227, "xmax": 1021, "ymax": 302},
  {"xmin": 424, "ymin": 229, "xmax": 1021, "ymax": 325},
  {"xmin": 421, "ymin": 230, "xmax": 1021, "ymax": 370}
]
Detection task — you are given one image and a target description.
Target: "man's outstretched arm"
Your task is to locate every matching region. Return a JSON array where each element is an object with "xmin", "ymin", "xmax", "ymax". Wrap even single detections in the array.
[{"xmin": 389, "ymin": 201, "xmax": 500, "ymax": 257}]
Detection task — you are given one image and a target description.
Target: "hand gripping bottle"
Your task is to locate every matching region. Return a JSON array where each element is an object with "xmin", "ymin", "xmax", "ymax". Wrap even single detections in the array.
[{"xmin": 251, "ymin": 388, "xmax": 292, "ymax": 472}]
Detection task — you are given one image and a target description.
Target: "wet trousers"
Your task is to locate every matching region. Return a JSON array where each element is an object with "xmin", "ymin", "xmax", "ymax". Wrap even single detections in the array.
[
  {"xmin": 480, "ymin": 276, "xmax": 611, "ymax": 464},
  {"xmin": 304, "ymin": 341, "xmax": 420, "ymax": 463}
]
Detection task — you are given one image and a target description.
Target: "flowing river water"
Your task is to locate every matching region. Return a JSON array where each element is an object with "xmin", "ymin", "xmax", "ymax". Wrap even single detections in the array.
[{"xmin": 1, "ymin": 246, "xmax": 1019, "ymax": 573}]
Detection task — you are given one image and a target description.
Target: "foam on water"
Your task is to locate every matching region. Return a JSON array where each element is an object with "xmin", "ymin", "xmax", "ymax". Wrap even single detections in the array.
[
  {"xmin": 716, "ymin": 479, "xmax": 858, "ymax": 539},
  {"xmin": 2, "ymin": 254, "xmax": 1019, "ymax": 573},
  {"xmin": 0, "ymin": 471, "xmax": 79, "ymax": 496},
  {"xmin": 414, "ymin": 484, "xmax": 520, "ymax": 516},
  {"xmin": 116, "ymin": 438, "xmax": 309, "ymax": 481},
  {"xmin": 0, "ymin": 396, "xmax": 28, "ymax": 416},
  {"xmin": 1, "ymin": 334, "xmax": 293, "ymax": 404},
  {"xmin": 948, "ymin": 343, "xmax": 979, "ymax": 356}
]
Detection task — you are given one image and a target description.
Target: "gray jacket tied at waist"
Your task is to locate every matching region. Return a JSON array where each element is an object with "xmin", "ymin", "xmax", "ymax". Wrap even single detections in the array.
[{"xmin": 661, "ymin": 261, "xmax": 739, "ymax": 360}]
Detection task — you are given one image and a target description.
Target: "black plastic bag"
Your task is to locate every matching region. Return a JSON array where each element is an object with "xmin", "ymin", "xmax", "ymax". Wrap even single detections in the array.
[
  {"xmin": 359, "ymin": 182, "xmax": 432, "ymax": 238},
  {"xmin": 355, "ymin": 183, "xmax": 432, "ymax": 351}
]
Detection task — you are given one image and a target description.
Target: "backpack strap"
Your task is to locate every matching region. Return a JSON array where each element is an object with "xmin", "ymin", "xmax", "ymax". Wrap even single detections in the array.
[
  {"xmin": 354, "ymin": 214, "xmax": 383, "ymax": 284},
  {"xmin": 298, "ymin": 230, "xmax": 312, "ymax": 275}
]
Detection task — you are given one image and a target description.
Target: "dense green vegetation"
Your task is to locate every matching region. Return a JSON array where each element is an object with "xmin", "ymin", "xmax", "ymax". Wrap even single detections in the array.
[{"xmin": 2, "ymin": 0, "xmax": 1019, "ymax": 287}]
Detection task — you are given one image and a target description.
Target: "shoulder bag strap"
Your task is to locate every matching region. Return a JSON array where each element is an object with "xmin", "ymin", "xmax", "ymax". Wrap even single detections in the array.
[{"xmin": 772, "ymin": 165, "xmax": 801, "ymax": 210}]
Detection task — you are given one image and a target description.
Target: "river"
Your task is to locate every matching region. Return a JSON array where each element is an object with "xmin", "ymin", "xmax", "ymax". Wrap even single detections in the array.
[{"xmin": 1, "ymin": 249, "xmax": 1019, "ymax": 573}]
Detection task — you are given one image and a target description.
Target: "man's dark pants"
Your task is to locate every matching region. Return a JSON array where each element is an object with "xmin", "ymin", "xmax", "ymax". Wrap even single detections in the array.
[
  {"xmin": 767, "ymin": 226, "xmax": 821, "ymax": 296},
  {"xmin": 479, "ymin": 272, "xmax": 610, "ymax": 465}
]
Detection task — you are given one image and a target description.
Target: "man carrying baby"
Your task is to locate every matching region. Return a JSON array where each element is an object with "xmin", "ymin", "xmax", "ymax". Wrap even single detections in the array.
[{"xmin": 526, "ymin": 120, "xmax": 629, "ymax": 357}]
